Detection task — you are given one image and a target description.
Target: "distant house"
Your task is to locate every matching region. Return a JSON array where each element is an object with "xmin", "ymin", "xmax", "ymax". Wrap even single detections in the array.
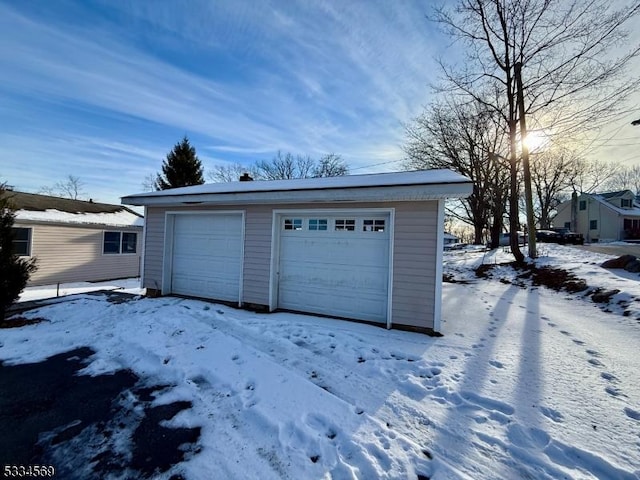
[
  {"xmin": 443, "ymin": 232, "xmax": 460, "ymax": 245},
  {"xmin": 122, "ymin": 170, "xmax": 473, "ymax": 334},
  {"xmin": 554, "ymin": 190, "xmax": 640, "ymax": 242},
  {"xmin": 8, "ymin": 191, "xmax": 144, "ymax": 286}
]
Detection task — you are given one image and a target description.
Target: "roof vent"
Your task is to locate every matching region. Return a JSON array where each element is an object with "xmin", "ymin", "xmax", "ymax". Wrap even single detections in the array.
[{"xmin": 239, "ymin": 173, "xmax": 253, "ymax": 182}]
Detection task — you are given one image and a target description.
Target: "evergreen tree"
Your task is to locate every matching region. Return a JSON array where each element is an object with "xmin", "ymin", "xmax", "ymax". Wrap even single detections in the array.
[
  {"xmin": 0, "ymin": 186, "xmax": 37, "ymax": 321},
  {"xmin": 155, "ymin": 136, "xmax": 205, "ymax": 190}
]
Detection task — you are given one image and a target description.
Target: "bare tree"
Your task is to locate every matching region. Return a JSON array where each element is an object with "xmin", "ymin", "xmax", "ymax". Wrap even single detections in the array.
[
  {"xmin": 208, "ymin": 164, "xmax": 260, "ymax": 183},
  {"xmin": 530, "ymin": 147, "xmax": 581, "ymax": 228},
  {"xmin": 313, "ymin": 153, "xmax": 349, "ymax": 178},
  {"xmin": 256, "ymin": 151, "xmax": 315, "ymax": 180},
  {"xmin": 604, "ymin": 165, "xmax": 640, "ymax": 194},
  {"xmin": 567, "ymin": 158, "xmax": 621, "ymax": 194},
  {"xmin": 405, "ymin": 97, "xmax": 510, "ymax": 245},
  {"xmin": 141, "ymin": 173, "xmax": 157, "ymax": 192},
  {"xmin": 432, "ymin": 0, "xmax": 640, "ymax": 260},
  {"xmin": 39, "ymin": 175, "xmax": 86, "ymax": 200},
  {"xmin": 209, "ymin": 152, "xmax": 350, "ymax": 182}
]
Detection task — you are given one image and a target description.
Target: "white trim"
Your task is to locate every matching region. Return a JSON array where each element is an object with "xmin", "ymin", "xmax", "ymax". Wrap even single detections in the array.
[
  {"xmin": 270, "ymin": 207, "xmax": 394, "ymax": 324},
  {"xmin": 140, "ymin": 206, "xmax": 147, "ymax": 287},
  {"xmin": 238, "ymin": 211, "xmax": 246, "ymax": 307},
  {"xmin": 123, "ymin": 170, "xmax": 472, "ymax": 205},
  {"xmin": 268, "ymin": 211, "xmax": 280, "ymax": 311},
  {"xmin": 433, "ymin": 200, "xmax": 445, "ymax": 333},
  {"xmin": 124, "ymin": 184, "xmax": 474, "ymax": 207},
  {"xmin": 386, "ymin": 208, "xmax": 395, "ymax": 330},
  {"xmin": 162, "ymin": 210, "xmax": 245, "ymax": 305}
]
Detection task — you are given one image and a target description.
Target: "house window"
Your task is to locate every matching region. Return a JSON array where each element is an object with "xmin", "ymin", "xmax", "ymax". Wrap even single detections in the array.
[
  {"xmin": 335, "ymin": 219, "xmax": 355, "ymax": 231},
  {"xmin": 284, "ymin": 218, "xmax": 303, "ymax": 230},
  {"xmin": 309, "ymin": 219, "xmax": 328, "ymax": 231},
  {"xmin": 579, "ymin": 200, "xmax": 586, "ymax": 211},
  {"xmin": 103, "ymin": 231, "xmax": 137, "ymax": 254},
  {"xmin": 11, "ymin": 227, "xmax": 31, "ymax": 256},
  {"xmin": 624, "ymin": 219, "xmax": 631, "ymax": 230},
  {"xmin": 589, "ymin": 220, "xmax": 598, "ymax": 230},
  {"xmin": 564, "ymin": 222, "xmax": 571, "ymax": 229},
  {"xmin": 122, "ymin": 232, "xmax": 137, "ymax": 254},
  {"xmin": 621, "ymin": 198, "xmax": 632, "ymax": 208},
  {"xmin": 363, "ymin": 219, "xmax": 385, "ymax": 232}
]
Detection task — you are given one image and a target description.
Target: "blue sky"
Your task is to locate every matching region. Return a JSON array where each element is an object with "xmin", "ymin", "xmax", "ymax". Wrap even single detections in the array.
[{"xmin": 1, "ymin": 1, "xmax": 639, "ymax": 205}]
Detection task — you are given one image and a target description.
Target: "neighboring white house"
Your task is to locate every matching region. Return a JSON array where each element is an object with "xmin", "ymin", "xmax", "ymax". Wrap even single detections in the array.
[
  {"xmin": 9, "ymin": 191, "xmax": 144, "ymax": 286},
  {"xmin": 122, "ymin": 170, "xmax": 473, "ymax": 334},
  {"xmin": 554, "ymin": 190, "xmax": 640, "ymax": 242},
  {"xmin": 443, "ymin": 232, "xmax": 460, "ymax": 245}
]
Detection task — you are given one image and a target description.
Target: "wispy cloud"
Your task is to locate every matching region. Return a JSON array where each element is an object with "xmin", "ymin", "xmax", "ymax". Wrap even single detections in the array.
[{"xmin": 4, "ymin": 0, "xmax": 636, "ymax": 203}]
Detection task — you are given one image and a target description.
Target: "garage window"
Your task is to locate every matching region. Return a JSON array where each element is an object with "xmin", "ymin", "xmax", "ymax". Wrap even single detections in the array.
[
  {"xmin": 309, "ymin": 219, "xmax": 328, "ymax": 231},
  {"xmin": 363, "ymin": 219, "xmax": 385, "ymax": 232},
  {"xmin": 335, "ymin": 219, "xmax": 355, "ymax": 231},
  {"xmin": 104, "ymin": 231, "xmax": 137, "ymax": 254},
  {"xmin": 284, "ymin": 218, "xmax": 303, "ymax": 230}
]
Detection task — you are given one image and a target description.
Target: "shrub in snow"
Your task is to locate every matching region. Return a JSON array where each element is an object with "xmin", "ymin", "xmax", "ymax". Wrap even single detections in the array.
[{"xmin": 0, "ymin": 186, "xmax": 37, "ymax": 320}]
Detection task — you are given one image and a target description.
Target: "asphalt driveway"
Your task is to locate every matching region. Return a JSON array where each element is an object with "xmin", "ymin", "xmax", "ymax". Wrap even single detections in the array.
[
  {"xmin": 573, "ymin": 242, "xmax": 640, "ymax": 258},
  {"xmin": 0, "ymin": 345, "xmax": 200, "ymax": 479}
]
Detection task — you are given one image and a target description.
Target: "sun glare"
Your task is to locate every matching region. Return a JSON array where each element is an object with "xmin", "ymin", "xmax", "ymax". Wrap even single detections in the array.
[{"xmin": 523, "ymin": 130, "xmax": 549, "ymax": 152}]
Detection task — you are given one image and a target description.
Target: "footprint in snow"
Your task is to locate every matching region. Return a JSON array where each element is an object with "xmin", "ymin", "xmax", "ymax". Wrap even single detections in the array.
[
  {"xmin": 489, "ymin": 360, "xmax": 504, "ymax": 369},
  {"xmin": 560, "ymin": 330, "xmax": 571, "ymax": 336},
  {"xmin": 605, "ymin": 386, "xmax": 626, "ymax": 398},
  {"xmin": 586, "ymin": 349, "xmax": 601, "ymax": 357},
  {"xmin": 572, "ymin": 339, "xmax": 585, "ymax": 345},
  {"xmin": 601, "ymin": 372, "xmax": 618, "ymax": 382},
  {"xmin": 588, "ymin": 358, "xmax": 604, "ymax": 367},
  {"xmin": 540, "ymin": 406, "xmax": 564, "ymax": 423},
  {"xmin": 624, "ymin": 408, "xmax": 640, "ymax": 421},
  {"xmin": 459, "ymin": 390, "xmax": 515, "ymax": 416}
]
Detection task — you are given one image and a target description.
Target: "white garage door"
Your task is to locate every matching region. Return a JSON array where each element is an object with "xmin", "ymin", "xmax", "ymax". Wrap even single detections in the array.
[
  {"xmin": 277, "ymin": 213, "xmax": 390, "ymax": 323},
  {"xmin": 170, "ymin": 213, "xmax": 243, "ymax": 302}
]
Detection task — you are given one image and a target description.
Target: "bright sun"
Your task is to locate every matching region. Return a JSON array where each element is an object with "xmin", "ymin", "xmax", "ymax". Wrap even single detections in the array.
[{"xmin": 523, "ymin": 130, "xmax": 549, "ymax": 152}]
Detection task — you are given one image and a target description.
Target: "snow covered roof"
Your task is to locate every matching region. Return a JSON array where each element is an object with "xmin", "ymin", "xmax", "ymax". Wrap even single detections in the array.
[
  {"xmin": 7, "ymin": 191, "xmax": 143, "ymax": 227},
  {"xmin": 122, "ymin": 169, "xmax": 473, "ymax": 206},
  {"xmin": 591, "ymin": 193, "xmax": 640, "ymax": 217},
  {"xmin": 600, "ymin": 190, "xmax": 633, "ymax": 199}
]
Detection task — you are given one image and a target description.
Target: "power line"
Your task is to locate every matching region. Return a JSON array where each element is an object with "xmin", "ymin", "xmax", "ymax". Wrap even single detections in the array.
[{"xmin": 349, "ymin": 158, "xmax": 406, "ymax": 172}]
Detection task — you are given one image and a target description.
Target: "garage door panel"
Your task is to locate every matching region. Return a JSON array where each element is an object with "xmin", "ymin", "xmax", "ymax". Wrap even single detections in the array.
[
  {"xmin": 278, "ymin": 213, "xmax": 390, "ymax": 323},
  {"xmin": 170, "ymin": 213, "xmax": 242, "ymax": 302}
]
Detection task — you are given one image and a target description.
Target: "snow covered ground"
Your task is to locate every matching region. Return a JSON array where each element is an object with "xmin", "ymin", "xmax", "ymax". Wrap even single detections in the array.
[
  {"xmin": 2, "ymin": 244, "xmax": 639, "ymax": 479},
  {"xmin": 17, "ymin": 278, "xmax": 144, "ymax": 303}
]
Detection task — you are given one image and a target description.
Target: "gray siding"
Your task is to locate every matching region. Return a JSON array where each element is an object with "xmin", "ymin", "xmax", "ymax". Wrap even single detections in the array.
[
  {"xmin": 143, "ymin": 207, "xmax": 166, "ymax": 290},
  {"xmin": 143, "ymin": 201, "xmax": 440, "ymax": 330},
  {"xmin": 242, "ymin": 206, "xmax": 273, "ymax": 305},
  {"xmin": 16, "ymin": 222, "xmax": 142, "ymax": 286},
  {"xmin": 392, "ymin": 202, "xmax": 438, "ymax": 329}
]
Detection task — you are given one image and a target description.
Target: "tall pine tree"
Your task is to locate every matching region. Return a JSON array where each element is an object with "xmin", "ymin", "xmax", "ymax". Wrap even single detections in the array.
[
  {"xmin": 0, "ymin": 186, "xmax": 37, "ymax": 321},
  {"xmin": 155, "ymin": 136, "xmax": 205, "ymax": 190}
]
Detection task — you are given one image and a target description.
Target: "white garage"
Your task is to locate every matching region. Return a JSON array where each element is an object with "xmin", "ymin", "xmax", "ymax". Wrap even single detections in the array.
[
  {"xmin": 164, "ymin": 212, "xmax": 244, "ymax": 303},
  {"xmin": 274, "ymin": 211, "xmax": 391, "ymax": 323},
  {"xmin": 124, "ymin": 170, "xmax": 474, "ymax": 334}
]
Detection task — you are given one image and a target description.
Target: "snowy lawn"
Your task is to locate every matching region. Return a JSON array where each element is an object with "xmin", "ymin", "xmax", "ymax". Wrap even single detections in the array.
[{"xmin": 2, "ymin": 244, "xmax": 639, "ymax": 479}]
